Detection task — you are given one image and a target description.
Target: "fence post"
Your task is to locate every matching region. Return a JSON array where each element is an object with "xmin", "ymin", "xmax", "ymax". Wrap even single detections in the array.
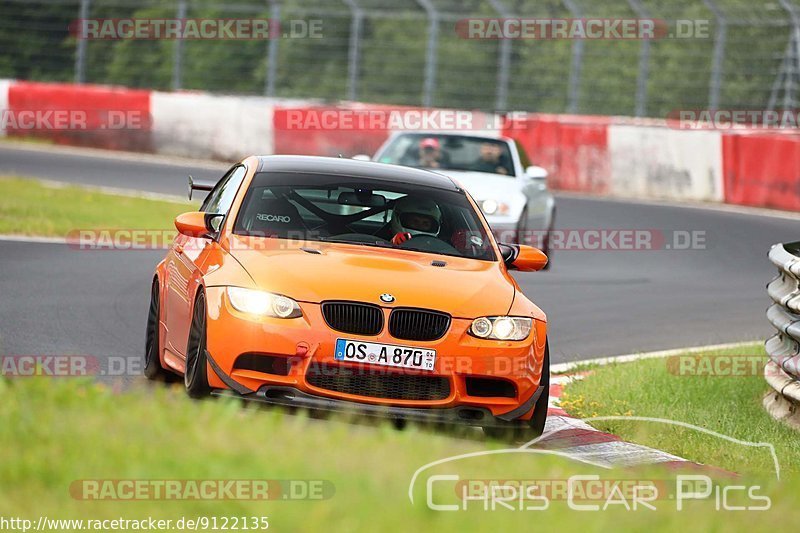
[
  {"xmin": 563, "ymin": 0, "xmax": 584, "ymax": 113},
  {"xmin": 415, "ymin": 0, "xmax": 439, "ymax": 107},
  {"xmin": 343, "ymin": 0, "xmax": 363, "ymax": 101},
  {"xmin": 703, "ymin": 0, "xmax": 727, "ymax": 112},
  {"xmin": 74, "ymin": 0, "xmax": 91, "ymax": 83},
  {"xmin": 627, "ymin": 0, "xmax": 651, "ymax": 117},
  {"xmin": 769, "ymin": 0, "xmax": 800, "ymax": 110},
  {"xmin": 171, "ymin": 0, "xmax": 187, "ymax": 91},
  {"xmin": 487, "ymin": 0, "xmax": 512, "ymax": 112},
  {"xmin": 265, "ymin": 0, "xmax": 281, "ymax": 97}
]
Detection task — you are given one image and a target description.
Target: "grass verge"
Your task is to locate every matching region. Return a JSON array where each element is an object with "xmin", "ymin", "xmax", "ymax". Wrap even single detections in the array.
[
  {"xmin": 0, "ymin": 176, "xmax": 192, "ymax": 236},
  {"xmin": 1, "ymin": 376, "xmax": 799, "ymax": 531},
  {"xmin": 561, "ymin": 342, "xmax": 800, "ymax": 475}
]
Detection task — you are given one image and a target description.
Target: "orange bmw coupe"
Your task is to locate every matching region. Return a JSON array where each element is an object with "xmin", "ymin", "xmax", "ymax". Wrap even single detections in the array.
[{"xmin": 145, "ymin": 155, "xmax": 550, "ymax": 436}]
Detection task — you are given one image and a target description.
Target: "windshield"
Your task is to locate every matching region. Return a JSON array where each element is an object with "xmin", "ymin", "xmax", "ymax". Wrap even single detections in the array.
[
  {"xmin": 232, "ymin": 172, "xmax": 497, "ymax": 261},
  {"xmin": 377, "ymin": 134, "xmax": 516, "ymax": 177}
]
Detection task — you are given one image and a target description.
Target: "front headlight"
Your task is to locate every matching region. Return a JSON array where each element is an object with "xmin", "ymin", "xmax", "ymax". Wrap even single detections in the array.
[
  {"xmin": 226, "ymin": 287, "xmax": 302, "ymax": 318},
  {"xmin": 480, "ymin": 199, "xmax": 509, "ymax": 216},
  {"xmin": 469, "ymin": 316, "xmax": 532, "ymax": 341}
]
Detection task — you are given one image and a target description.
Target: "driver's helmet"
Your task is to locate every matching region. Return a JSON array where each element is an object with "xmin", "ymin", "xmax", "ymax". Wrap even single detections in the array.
[
  {"xmin": 390, "ymin": 195, "xmax": 442, "ymax": 238},
  {"xmin": 420, "ymin": 137, "xmax": 440, "ymax": 152}
]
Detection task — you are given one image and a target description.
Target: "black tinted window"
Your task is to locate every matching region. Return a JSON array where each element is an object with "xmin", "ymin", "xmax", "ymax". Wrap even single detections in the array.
[
  {"xmin": 201, "ymin": 165, "xmax": 247, "ymax": 215},
  {"xmin": 233, "ymin": 172, "xmax": 496, "ymax": 261}
]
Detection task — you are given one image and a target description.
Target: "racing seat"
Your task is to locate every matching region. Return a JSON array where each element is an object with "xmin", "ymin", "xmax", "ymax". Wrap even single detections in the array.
[{"xmin": 245, "ymin": 197, "xmax": 306, "ymax": 238}]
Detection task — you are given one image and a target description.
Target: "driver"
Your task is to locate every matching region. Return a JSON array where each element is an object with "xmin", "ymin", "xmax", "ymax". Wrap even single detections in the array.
[
  {"xmin": 390, "ymin": 195, "xmax": 442, "ymax": 246},
  {"xmin": 418, "ymin": 137, "xmax": 442, "ymax": 168},
  {"xmin": 473, "ymin": 141, "xmax": 509, "ymax": 175}
]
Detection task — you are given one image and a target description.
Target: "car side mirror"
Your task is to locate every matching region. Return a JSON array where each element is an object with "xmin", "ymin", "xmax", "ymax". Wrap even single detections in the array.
[
  {"xmin": 352, "ymin": 154, "xmax": 371, "ymax": 161},
  {"xmin": 175, "ymin": 211, "xmax": 222, "ymax": 238},
  {"xmin": 525, "ymin": 165, "xmax": 548, "ymax": 181},
  {"xmin": 499, "ymin": 243, "xmax": 548, "ymax": 272}
]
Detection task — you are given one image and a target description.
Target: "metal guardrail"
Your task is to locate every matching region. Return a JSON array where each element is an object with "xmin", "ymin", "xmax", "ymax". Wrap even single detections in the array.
[{"xmin": 765, "ymin": 241, "xmax": 800, "ymax": 426}]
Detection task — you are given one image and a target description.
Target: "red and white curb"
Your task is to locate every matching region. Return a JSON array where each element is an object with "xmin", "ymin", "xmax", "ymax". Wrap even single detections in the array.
[{"xmin": 538, "ymin": 373, "xmax": 710, "ymax": 471}]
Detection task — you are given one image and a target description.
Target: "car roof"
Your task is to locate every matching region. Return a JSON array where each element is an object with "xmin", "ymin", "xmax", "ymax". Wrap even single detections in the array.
[
  {"xmin": 255, "ymin": 155, "xmax": 461, "ymax": 192},
  {"xmin": 388, "ymin": 131, "xmax": 511, "ymax": 142}
]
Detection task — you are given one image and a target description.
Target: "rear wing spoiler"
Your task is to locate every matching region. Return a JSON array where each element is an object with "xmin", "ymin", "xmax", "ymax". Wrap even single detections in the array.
[{"xmin": 188, "ymin": 175, "xmax": 215, "ymax": 201}]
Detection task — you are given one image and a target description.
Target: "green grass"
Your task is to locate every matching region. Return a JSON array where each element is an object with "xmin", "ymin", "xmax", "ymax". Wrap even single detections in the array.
[
  {"xmin": 562, "ymin": 343, "xmax": 800, "ymax": 475},
  {"xmin": 1, "ymin": 376, "xmax": 800, "ymax": 531},
  {"xmin": 0, "ymin": 177, "xmax": 193, "ymax": 236}
]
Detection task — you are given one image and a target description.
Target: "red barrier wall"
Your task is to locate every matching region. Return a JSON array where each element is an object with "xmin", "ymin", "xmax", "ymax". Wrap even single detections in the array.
[
  {"xmin": 6, "ymin": 79, "xmax": 800, "ymax": 213},
  {"xmin": 503, "ymin": 114, "xmax": 611, "ymax": 194},
  {"xmin": 6, "ymin": 81, "xmax": 152, "ymax": 152},
  {"xmin": 722, "ymin": 132, "xmax": 800, "ymax": 211}
]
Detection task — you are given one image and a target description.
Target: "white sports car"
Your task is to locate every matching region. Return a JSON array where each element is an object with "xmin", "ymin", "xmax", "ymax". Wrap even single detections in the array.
[{"xmin": 363, "ymin": 132, "xmax": 556, "ymax": 263}]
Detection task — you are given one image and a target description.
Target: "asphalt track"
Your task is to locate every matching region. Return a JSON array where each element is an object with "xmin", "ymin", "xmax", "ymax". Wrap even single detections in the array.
[{"xmin": 1, "ymin": 144, "xmax": 797, "ymax": 374}]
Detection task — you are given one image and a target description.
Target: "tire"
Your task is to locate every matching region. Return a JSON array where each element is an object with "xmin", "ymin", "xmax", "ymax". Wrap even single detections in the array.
[
  {"xmin": 515, "ymin": 208, "xmax": 528, "ymax": 245},
  {"xmin": 541, "ymin": 206, "xmax": 555, "ymax": 271},
  {"xmin": 143, "ymin": 279, "xmax": 169, "ymax": 381},
  {"xmin": 184, "ymin": 290, "xmax": 212, "ymax": 398},
  {"xmin": 528, "ymin": 341, "xmax": 550, "ymax": 436},
  {"xmin": 483, "ymin": 340, "xmax": 550, "ymax": 440}
]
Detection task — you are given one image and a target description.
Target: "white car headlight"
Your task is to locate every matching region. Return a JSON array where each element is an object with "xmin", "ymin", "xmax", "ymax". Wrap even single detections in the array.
[
  {"xmin": 469, "ymin": 316, "xmax": 532, "ymax": 341},
  {"xmin": 227, "ymin": 287, "xmax": 302, "ymax": 318},
  {"xmin": 480, "ymin": 199, "xmax": 510, "ymax": 216}
]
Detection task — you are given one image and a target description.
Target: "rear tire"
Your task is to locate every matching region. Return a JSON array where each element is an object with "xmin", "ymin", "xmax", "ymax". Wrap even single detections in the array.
[
  {"xmin": 144, "ymin": 279, "xmax": 169, "ymax": 381},
  {"xmin": 184, "ymin": 290, "xmax": 212, "ymax": 398},
  {"xmin": 483, "ymin": 340, "xmax": 550, "ymax": 439}
]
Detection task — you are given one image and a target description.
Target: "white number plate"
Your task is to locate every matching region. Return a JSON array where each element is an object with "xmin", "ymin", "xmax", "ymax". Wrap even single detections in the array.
[{"xmin": 334, "ymin": 339, "xmax": 436, "ymax": 371}]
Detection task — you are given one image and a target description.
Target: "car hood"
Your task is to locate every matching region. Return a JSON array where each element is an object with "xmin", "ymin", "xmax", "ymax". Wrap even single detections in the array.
[
  {"xmin": 227, "ymin": 235, "xmax": 516, "ymax": 318},
  {"xmin": 438, "ymin": 170, "xmax": 523, "ymax": 201}
]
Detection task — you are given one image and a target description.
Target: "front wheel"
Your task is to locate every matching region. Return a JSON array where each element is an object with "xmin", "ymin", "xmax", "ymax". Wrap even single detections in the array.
[
  {"xmin": 527, "ymin": 341, "xmax": 550, "ymax": 436},
  {"xmin": 184, "ymin": 290, "xmax": 212, "ymax": 398},
  {"xmin": 144, "ymin": 279, "xmax": 169, "ymax": 381},
  {"xmin": 483, "ymin": 340, "xmax": 550, "ymax": 439}
]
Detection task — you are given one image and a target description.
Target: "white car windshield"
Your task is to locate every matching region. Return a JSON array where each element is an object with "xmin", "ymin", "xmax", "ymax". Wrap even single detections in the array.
[{"xmin": 377, "ymin": 134, "xmax": 516, "ymax": 177}]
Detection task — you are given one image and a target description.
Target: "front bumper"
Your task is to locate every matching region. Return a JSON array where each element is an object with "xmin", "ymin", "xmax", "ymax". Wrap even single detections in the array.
[
  {"xmin": 211, "ymin": 382, "xmax": 544, "ymax": 428},
  {"xmin": 202, "ymin": 286, "xmax": 548, "ymax": 424}
]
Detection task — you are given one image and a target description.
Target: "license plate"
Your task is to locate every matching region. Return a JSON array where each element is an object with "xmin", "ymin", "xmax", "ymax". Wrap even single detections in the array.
[{"xmin": 334, "ymin": 339, "xmax": 436, "ymax": 371}]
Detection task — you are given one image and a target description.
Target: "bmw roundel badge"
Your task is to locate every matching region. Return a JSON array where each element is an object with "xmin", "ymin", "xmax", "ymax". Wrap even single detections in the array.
[{"xmin": 379, "ymin": 293, "xmax": 395, "ymax": 303}]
